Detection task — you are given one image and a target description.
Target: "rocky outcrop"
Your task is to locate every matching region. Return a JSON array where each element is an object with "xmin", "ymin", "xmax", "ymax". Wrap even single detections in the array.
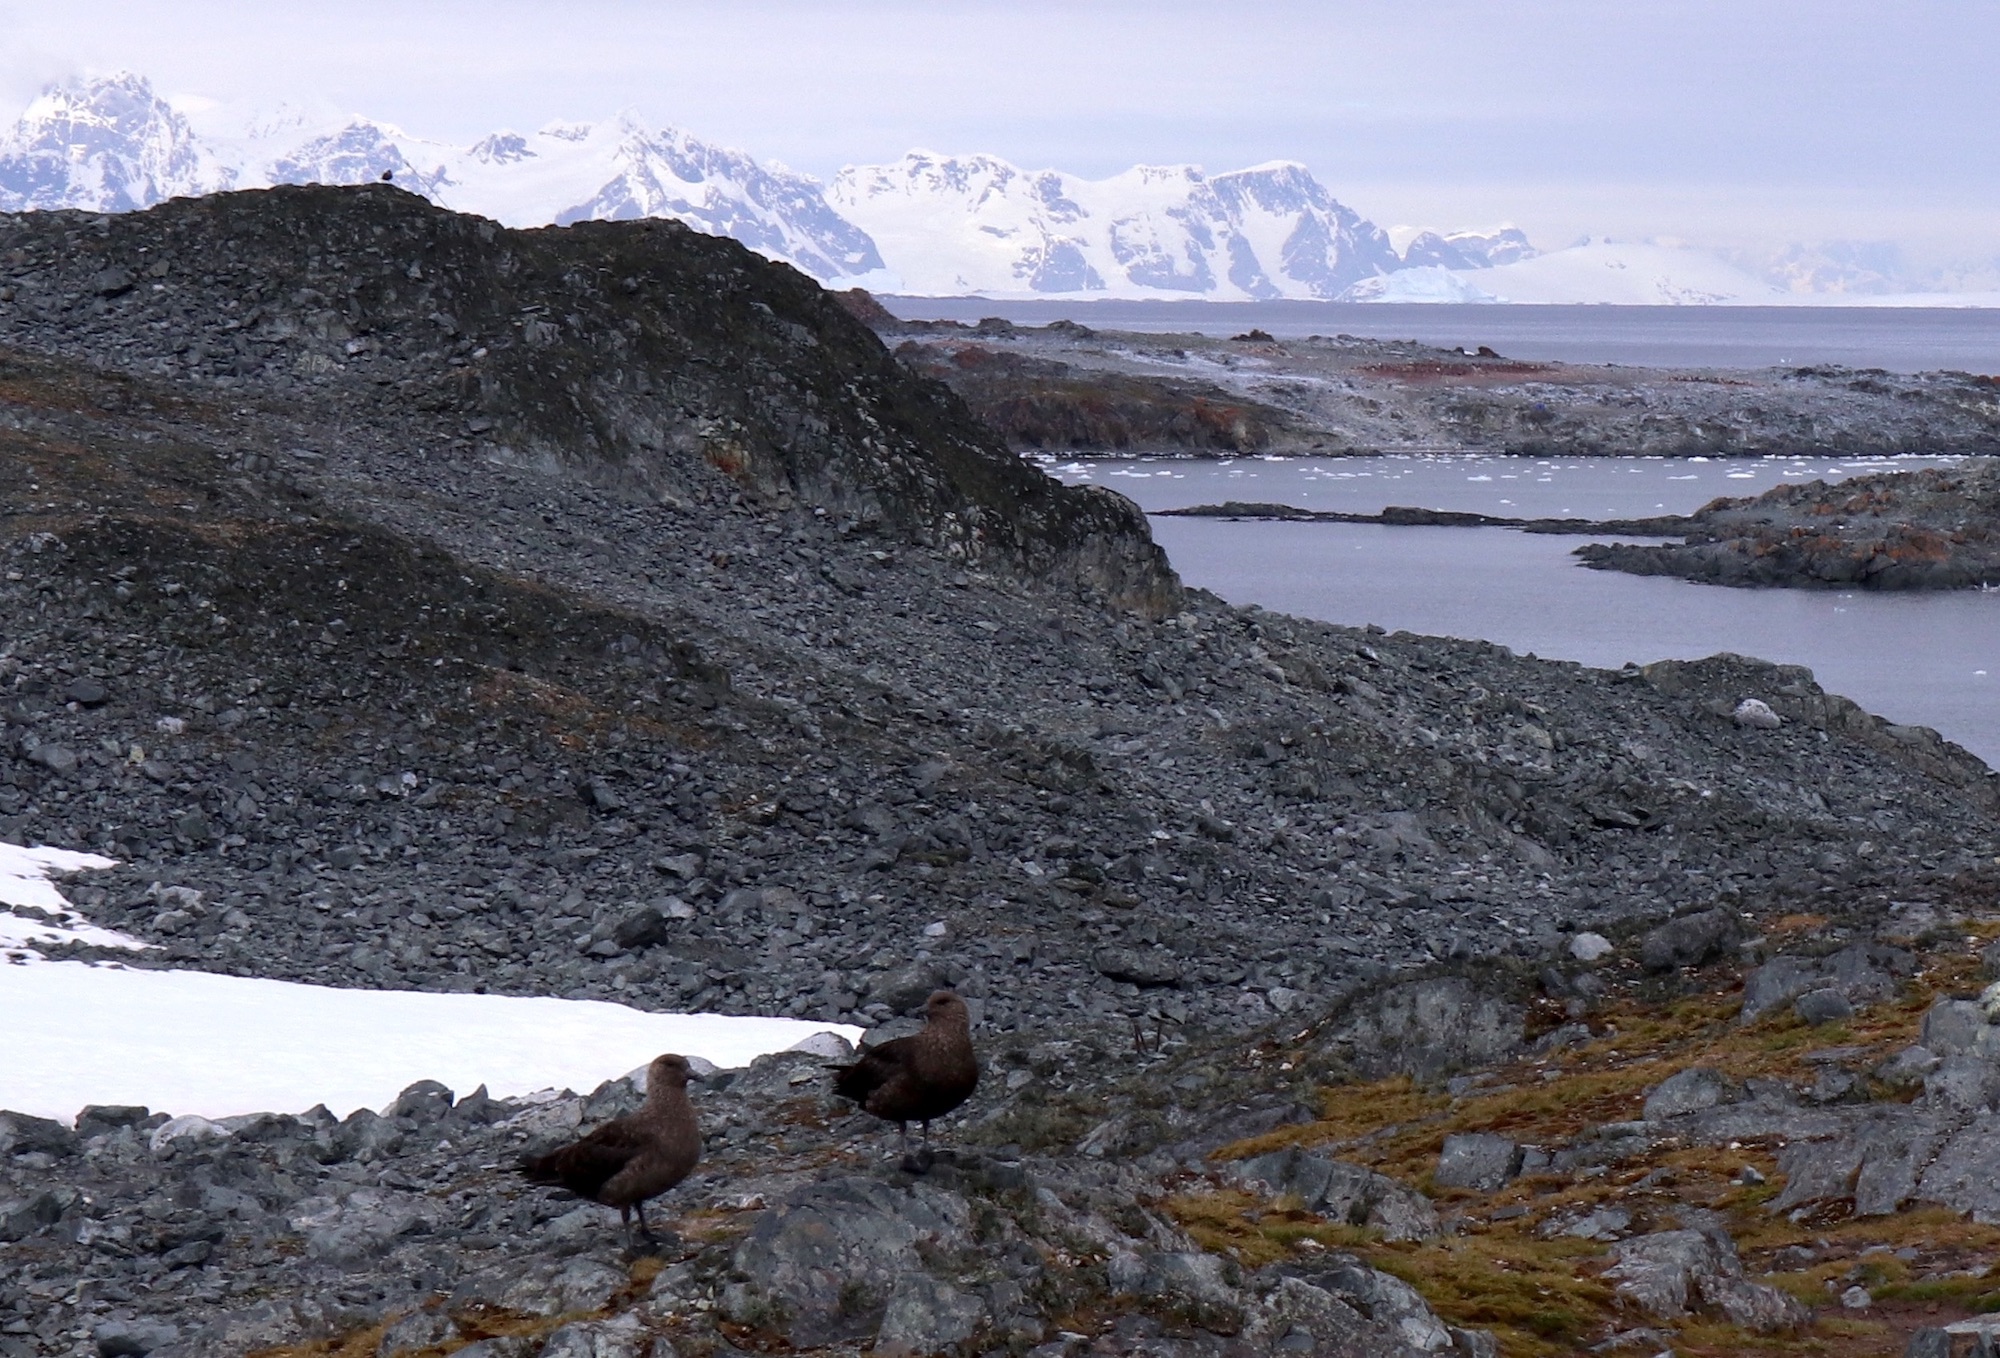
[
  {"xmin": 1576, "ymin": 461, "xmax": 2000, "ymax": 591},
  {"xmin": 893, "ymin": 339, "xmax": 1311, "ymax": 455},
  {"xmin": 1606, "ymin": 1229, "xmax": 1808, "ymax": 1332}
]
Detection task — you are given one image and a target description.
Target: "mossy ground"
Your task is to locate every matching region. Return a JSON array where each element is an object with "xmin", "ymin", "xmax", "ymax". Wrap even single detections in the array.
[{"xmin": 1165, "ymin": 925, "xmax": 2000, "ymax": 1356}]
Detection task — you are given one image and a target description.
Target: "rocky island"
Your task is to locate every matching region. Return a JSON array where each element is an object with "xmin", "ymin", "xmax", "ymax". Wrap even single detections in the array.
[{"xmin": 3, "ymin": 188, "xmax": 2000, "ymax": 1357}]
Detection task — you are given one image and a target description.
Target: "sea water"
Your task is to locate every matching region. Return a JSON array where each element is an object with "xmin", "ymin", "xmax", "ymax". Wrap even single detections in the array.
[{"xmin": 1051, "ymin": 454, "xmax": 2000, "ymax": 767}]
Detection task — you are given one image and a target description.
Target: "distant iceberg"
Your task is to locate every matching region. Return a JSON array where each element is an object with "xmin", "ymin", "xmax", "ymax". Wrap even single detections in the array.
[{"xmin": 1343, "ymin": 265, "xmax": 1501, "ymax": 304}]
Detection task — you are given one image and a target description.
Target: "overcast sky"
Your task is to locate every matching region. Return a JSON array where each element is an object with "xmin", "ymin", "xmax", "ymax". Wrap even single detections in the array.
[{"xmin": 2, "ymin": 0, "xmax": 1994, "ymax": 260}]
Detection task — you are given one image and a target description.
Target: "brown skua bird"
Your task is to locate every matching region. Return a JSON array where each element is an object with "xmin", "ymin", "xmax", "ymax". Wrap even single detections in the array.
[
  {"xmin": 518, "ymin": 1052, "xmax": 700, "ymax": 1245},
  {"xmin": 832, "ymin": 990, "xmax": 980, "ymax": 1158}
]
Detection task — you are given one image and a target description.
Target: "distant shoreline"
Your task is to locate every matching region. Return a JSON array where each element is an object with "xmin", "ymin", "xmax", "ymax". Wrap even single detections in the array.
[{"xmin": 876, "ymin": 297, "xmax": 2000, "ymax": 373}]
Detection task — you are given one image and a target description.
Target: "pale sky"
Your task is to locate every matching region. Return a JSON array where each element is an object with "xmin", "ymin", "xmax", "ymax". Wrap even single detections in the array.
[{"xmin": 2, "ymin": 0, "xmax": 1995, "ymax": 262}]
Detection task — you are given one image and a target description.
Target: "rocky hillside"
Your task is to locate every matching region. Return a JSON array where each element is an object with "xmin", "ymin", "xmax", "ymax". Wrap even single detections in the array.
[
  {"xmin": 1575, "ymin": 461, "xmax": 2000, "ymax": 589},
  {"xmin": 5, "ymin": 187, "xmax": 2000, "ymax": 1358},
  {"xmin": 0, "ymin": 184, "xmax": 1174, "ymax": 614}
]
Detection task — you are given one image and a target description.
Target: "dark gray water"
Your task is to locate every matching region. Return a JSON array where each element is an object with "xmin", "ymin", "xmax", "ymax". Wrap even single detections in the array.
[
  {"xmin": 887, "ymin": 299, "xmax": 2000, "ymax": 374},
  {"xmin": 1051, "ymin": 454, "xmax": 2000, "ymax": 766}
]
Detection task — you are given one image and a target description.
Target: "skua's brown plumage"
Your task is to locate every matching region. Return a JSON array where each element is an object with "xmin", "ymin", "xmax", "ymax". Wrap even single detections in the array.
[
  {"xmin": 518, "ymin": 1052, "xmax": 700, "ymax": 1243},
  {"xmin": 831, "ymin": 990, "xmax": 979, "ymax": 1150}
]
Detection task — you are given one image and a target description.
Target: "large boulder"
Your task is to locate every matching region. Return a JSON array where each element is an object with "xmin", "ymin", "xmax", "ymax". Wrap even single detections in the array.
[
  {"xmin": 1431, "ymin": 1133, "xmax": 1521, "ymax": 1192},
  {"xmin": 1642, "ymin": 1067, "xmax": 1734, "ymax": 1121},
  {"xmin": 1771, "ymin": 1108, "xmax": 1957, "ymax": 1217},
  {"xmin": 1249, "ymin": 1261, "xmax": 1489, "ymax": 1357},
  {"xmin": 1318, "ymin": 977, "xmax": 1523, "ymax": 1083},
  {"xmin": 722, "ymin": 1176, "xmax": 978, "ymax": 1349},
  {"xmin": 1234, "ymin": 1148, "xmax": 1441, "ymax": 1241},
  {"xmin": 1739, "ymin": 944, "xmax": 1908, "ymax": 1022},
  {"xmin": 1638, "ymin": 909, "xmax": 1740, "ymax": 972},
  {"xmin": 1605, "ymin": 1229, "xmax": 1806, "ymax": 1333}
]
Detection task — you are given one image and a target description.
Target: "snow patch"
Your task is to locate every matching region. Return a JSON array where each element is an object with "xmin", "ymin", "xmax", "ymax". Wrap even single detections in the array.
[
  {"xmin": 0, "ymin": 843, "xmax": 146, "ymax": 955},
  {"xmin": 0, "ymin": 845, "xmax": 860, "ymax": 1123},
  {"xmin": 3, "ymin": 960, "xmax": 864, "ymax": 1124}
]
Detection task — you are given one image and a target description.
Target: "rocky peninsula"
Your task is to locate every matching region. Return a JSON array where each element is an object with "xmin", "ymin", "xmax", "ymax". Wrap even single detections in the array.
[{"xmin": 849, "ymin": 296, "xmax": 2000, "ymax": 461}]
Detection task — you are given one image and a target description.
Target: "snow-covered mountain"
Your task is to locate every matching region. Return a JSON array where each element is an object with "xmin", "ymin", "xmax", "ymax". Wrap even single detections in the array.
[
  {"xmin": 0, "ymin": 74, "xmax": 885, "ymax": 285},
  {"xmin": 8, "ymin": 72, "xmax": 1984, "ymax": 305},
  {"xmin": 827, "ymin": 152, "xmax": 1401, "ymax": 300},
  {"xmin": 1397, "ymin": 227, "xmax": 1537, "ymax": 270},
  {"xmin": 0, "ymin": 73, "xmax": 235, "ymax": 212}
]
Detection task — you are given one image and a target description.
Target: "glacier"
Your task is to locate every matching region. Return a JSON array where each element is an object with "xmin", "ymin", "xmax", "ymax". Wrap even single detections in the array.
[{"xmin": 827, "ymin": 151, "xmax": 1404, "ymax": 301}]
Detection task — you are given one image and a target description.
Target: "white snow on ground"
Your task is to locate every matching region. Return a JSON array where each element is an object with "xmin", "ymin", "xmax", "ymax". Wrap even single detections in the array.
[
  {"xmin": 0, "ymin": 845, "xmax": 860, "ymax": 1123},
  {"xmin": 0, "ymin": 962, "xmax": 862, "ymax": 1124},
  {"xmin": 0, "ymin": 843, "xmax": 147, "ymax": 954}
]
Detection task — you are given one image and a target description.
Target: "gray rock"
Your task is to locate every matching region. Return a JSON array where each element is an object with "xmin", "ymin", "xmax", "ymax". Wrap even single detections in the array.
[
  {"xmin": 1742, "ymin": 944, "xmax": 1905, "ymax": 1021},
  {"xmin": 1604, "ymin": 1229, "xmax": 1806, "ymax": 1332},
  {"xmin": 1772, "ymin": 1108, "xmax": 1955, "ymax": 1216},
  {"xmin": 90, "ymin": 266, "xmax": 137, "ymax": 297},
  {"xmin": 868, "ymin": 961, "xmax": 950, "ymax": 1013},
  {"xmin": 285, "ymin": 1188, "xmax": 439, "ymax": 1265},
  {"xmin": 873, "ymin": 1275, "xmax": 987, "ymax": 1358},
  {"xmin": 538, "ymin": 1315, "xmax": 649, "ymax": 1358},
  {"xmin": 1638, "ymin": 909, "xmax": 1739, "ymax": 972},
  {"xmin": 1918, "ymin": 1118, "xmax": 2000, "ymax": 1222},
  {"xmin": 1642, "ymin": 1067, "xmax": 1733, "ymax": 1121},
  {"xmin": 1905, "ymin": 1328, "xmax": 1951, "ymax": 1358},
  {"xmin": 375, "ymin": 1309, "xmax": 456, "ymax": 1358},
  {"xmin": 1431, "ymin": 1133, "xmax": 1520, "ymax": 1191},
  {"xmin": 383, "ymin": 1080, "xmax": 454, "ymax": 1123},
  {"xmin": 612, "ymin": 906, "xmax": 672, "ymax": 951},
  {"xmin": 1092, "ymin": 946, "xmax": 1182, "ymax": 988},
  {"xmin": 29, "ymin": 742, "xmax": 77, "ymax": 774},
  {"xmin": 1321, "ymin": 977, "xmax": 1523, "ymax": 1083},
  {"xmin": 451, "ymin": 1256, "xmax": 629, "ymax": 1317},
  {"xmin": 0, "ymin": 1190, "xmax": 63, "ymax": 1242},
  {"xmin": 1543, "ymin": 1204, "xmax": 1631, "ymax": 1241},
  {"xmin": 725, "ymin": 1176, "xmax": 973, "ymax": 1348},
  {"xmin": 1233, "ymin": 1148, "xmax": 1440, "ymax": 1241},
  {"xmin": 1795, "ymin": 988, "xmax": 1855, "ymax": 1025},
  {"xmin": 93, "ymin": 1321, "xmax": 181, "ymax": 1358},
  {"xmin": 0, "ymin": 1111, "xmax": 77, "ymax": 1157},
  {"xmin": 63, "ymin": 677, "xmax": 109, "ymax": 706},
  {"xmin": 1733, "ymin": 698, "xmax": 1783, "ymax": 729}
]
